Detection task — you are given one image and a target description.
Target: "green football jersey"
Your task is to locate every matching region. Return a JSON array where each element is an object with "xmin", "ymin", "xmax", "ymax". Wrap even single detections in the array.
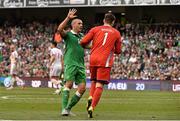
[{"xmin": 63, "ymin": 31, "xmax": 85, "ymax": 67}]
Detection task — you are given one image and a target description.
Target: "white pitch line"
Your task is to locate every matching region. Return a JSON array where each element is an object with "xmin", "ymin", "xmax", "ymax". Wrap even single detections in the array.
[
  {"xmin": 0, "ymin": 96, "xmax": 9, "ymax": 100},
  {"xmin": 1, "ymin": 95, "xmax": 180, "ymax": 101},
  {"xmin": 0, "ymin": 96, "xmax": 57, "ymax": 100}
]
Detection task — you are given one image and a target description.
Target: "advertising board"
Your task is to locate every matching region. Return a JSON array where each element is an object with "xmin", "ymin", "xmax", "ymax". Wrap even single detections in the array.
[
  {"xmin": 1, "ymin": 77, "xmax": 179, "ymax": 91},
  {"xmin": 0, "ymin": 0, "xmax": 179, "ymax": 8}
]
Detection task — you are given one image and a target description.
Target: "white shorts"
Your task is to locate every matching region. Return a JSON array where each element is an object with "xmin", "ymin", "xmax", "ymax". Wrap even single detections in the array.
[
  {"xmin": 10, "ymin": 64, "xmax": 17, "ymax": 75},
  {"xmin": 50, "ymin": 65, "xmax": 62, "ymax": 77}
]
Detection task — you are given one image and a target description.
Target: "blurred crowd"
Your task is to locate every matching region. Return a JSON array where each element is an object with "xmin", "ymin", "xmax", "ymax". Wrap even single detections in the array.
[
  {"xmin": 111, "ymin": 23, "xmax": 180, "ymax": 80},
  {"xmin": 0, "ymin": 20, "xmax": 56, "ymax": 77},
  {"xmin": 0, "ymin": 20, "xmax": 180, "ymax": 81}
]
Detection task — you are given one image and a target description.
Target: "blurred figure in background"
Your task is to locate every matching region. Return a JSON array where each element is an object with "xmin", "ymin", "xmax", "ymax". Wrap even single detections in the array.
[
  {"xmin": 7, "ymin": 44, "xmax": 24, "ymax": 90},
  {"xmin": 49, "ymin": 41, "xmax": 63, "ymax": 94}
]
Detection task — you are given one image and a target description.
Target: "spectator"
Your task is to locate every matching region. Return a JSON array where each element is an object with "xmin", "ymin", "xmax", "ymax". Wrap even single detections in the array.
[{"xmin": 0, "ymin": 20, "xmax": 179, "ymax": 81}]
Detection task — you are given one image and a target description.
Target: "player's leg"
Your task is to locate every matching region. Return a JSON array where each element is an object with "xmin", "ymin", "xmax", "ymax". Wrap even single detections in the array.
[
  {"xmin": 6, "ymin": 75, "xmax": 15, "ymax": 90},
  {"xmin": 61, "ymin": 65, "xmax": 76, "ymax": 116},
  {"xmin": 87, "ymin": 66, "xmax": 97, "ymax": 111},
  {"xmin": 50, "ymin": 66, "xmax": 62, "ymax": 94},
  {"xmin": 61, "ymin": 80, "xmax": 73, "ymax": 116},
  {"xmin": 51, "ymin": 76, "xmax": 62, "ymax": 94},
  {"xmin": 88, "ymin": 67, "xmax": 111, "ymax": 118},
  {"xmin": 51, "ymin": 77, "xmax": 62, "ymax": 85},
  {"xmin": 15, "ymin": 63, "xmax": 25, "ymax": 88},
  {"xmin": 7, "ymin": 64, "xmax": 16, "ymax": 89},
  {"xmin": 88, "ymin": 82, "xmax": 104, "ymax": 118},
  {"xmin": 15, "ymin": 76, "xmax": 25, "ymax": 89},
  {"xmin": 66, "ymin": 83, "xmax": 86, "ymax": 111},
  {"xmin": 89, "ymin": 67, "xmax": 97, "ymax": 97},
  {"xmin": 50, "ymin": 66, "xmax": 61, "ymax": 85},
  {"xmin": 89, "ymin": 81, "xmax": 96, "ymax": 98},
  {"xmin": 66, "ymin": 66, "xmax": 86, "ymax": 114},
  {"xmin": 54, "ymin": 65, "xmax": 63, "ymax": 86},
  {"xmin": 91, "ymin": 82, "xmax": 104, "ymax": 109},
  {"xmin": 87, "ymin": 81, "xmax": 95, "ymax": 111}
]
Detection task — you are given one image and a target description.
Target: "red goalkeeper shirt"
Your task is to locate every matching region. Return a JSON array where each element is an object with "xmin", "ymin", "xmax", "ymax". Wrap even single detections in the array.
[{"xmin": 81, "ymin": 25, "xmax": 121, "ymax": 67}]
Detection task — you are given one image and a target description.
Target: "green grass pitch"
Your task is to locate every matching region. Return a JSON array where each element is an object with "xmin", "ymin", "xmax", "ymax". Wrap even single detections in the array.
[{"xmin": 0, "ymin": 87, "xmax": 180, "ymax": 120}]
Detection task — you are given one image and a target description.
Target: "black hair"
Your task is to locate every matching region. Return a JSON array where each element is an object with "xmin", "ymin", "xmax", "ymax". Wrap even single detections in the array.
[
  {"xmin": 104, "ymin": 12, "xmax": 116, "ymax": 24},
  {"xmin": 51, "ymin": 41, "xmax": 57, "ymax": 47}
]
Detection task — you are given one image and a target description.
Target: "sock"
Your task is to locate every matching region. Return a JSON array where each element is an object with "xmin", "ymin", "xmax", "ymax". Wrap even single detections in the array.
[
  {"xmin": 89, "ymin": 81, "xmax": 96, "ymax": 97},
  {"xmin": 51, "ymin": 78, "xmax": 59, "ymax": 85},
  {"xmin": 66, "ymin": 91, "xmax": 82, "ymax": 110},
  {"xmin": 15, "ymin": 77, "xmax": 24, "ymax": 86},
  {"xmin": 10, "ymin": 77, "xmax": 15, "ymax": 86},
  {"xmin": 91, "ymin": 87, "xmax": 103, "ymax": 109},
  {"xmin": 58, "ymin": 80, "xmax": 63, "ymax": 86},
  {"xmin": 62, "ymin": 87, "xmax": 70, "ymax": 111}
]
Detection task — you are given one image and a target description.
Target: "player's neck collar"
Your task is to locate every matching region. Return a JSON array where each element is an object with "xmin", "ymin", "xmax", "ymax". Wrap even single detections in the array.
[
  {"xmin": 71, "ymin": 30, "xmax": 78, "ymax": 35},
  {"xmin": 103, "ymin": 24, "xmax": 111, "ymax": 27}
]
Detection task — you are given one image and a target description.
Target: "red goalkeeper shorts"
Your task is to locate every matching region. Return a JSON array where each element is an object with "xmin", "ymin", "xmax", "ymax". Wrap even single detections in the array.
[{"xmin": 90, "ymin": 66, "xmax": 111, "ymax": 84}]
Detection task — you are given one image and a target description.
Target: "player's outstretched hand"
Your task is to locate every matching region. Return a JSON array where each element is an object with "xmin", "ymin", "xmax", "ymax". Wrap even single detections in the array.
[{"xmin": 67, "ymin": 8, "xmax": 77, "ymax": 19}]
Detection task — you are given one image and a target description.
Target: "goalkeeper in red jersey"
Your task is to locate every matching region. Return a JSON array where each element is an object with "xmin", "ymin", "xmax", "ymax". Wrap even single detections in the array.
[{"xmin": 80, "ymin": 12, "xmax": 122, "ymax": 118}]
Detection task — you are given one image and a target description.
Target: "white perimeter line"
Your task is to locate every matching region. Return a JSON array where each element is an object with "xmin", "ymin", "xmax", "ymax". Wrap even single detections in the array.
[{"xmin": 0, "ymin": 95, "xmax": 180, "ymax": 101}]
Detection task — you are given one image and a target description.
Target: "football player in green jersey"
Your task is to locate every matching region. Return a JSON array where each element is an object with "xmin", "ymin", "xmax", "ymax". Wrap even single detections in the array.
[{"xmin": 57, "ymin": 8, "xmax": 86, "ymax": 116}]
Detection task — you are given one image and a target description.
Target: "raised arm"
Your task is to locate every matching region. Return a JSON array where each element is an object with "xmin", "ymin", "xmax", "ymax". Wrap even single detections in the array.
[{"xmin": 57, "ymin": 8, "xmax": 77, "ymax": 37}]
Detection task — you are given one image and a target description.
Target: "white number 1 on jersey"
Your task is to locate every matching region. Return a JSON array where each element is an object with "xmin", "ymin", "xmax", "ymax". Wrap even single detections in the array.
[{"xmin": 102, "ymin": 32, "xmax": 108, "ymax": 46}]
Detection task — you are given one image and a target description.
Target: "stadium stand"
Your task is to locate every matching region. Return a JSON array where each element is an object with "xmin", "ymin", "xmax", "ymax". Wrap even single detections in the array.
[
  {"xmin": 112, "ymin": 23, "xmax": 180, "ymax": 80},
  {"xmin": 0, "ymin": 19, "xmax": 180, "ymax": 80}
]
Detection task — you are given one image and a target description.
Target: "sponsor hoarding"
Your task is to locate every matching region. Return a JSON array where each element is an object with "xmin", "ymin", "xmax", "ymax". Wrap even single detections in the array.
[
  {"xmin": 0, "ymin": 77, "xmax": 5, "ymax": 86},
  {"xmin": 89, "ymin": 0, "xmax": 180, "ymax": 5},
  {"xmin": 0, "ymin": 0, "xmax": 179, "ymax": 8},
  {"xmin": 1, "ymin": 77, "xmax": 177, "ymax": 91},
  {"xmin": 106, "ymin": 79, "xmax": 160, "ymax": 91},
  {"xmin": 172, "ymin": 81, "xmax": 180, "ymax": 92},
  {"xmin": 26, "ymin": 0, "xmax": 88, "ymax": 7},
  {"xmin": 1, "ymin": 0, "xmax": 24, "ymax": 8}
]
